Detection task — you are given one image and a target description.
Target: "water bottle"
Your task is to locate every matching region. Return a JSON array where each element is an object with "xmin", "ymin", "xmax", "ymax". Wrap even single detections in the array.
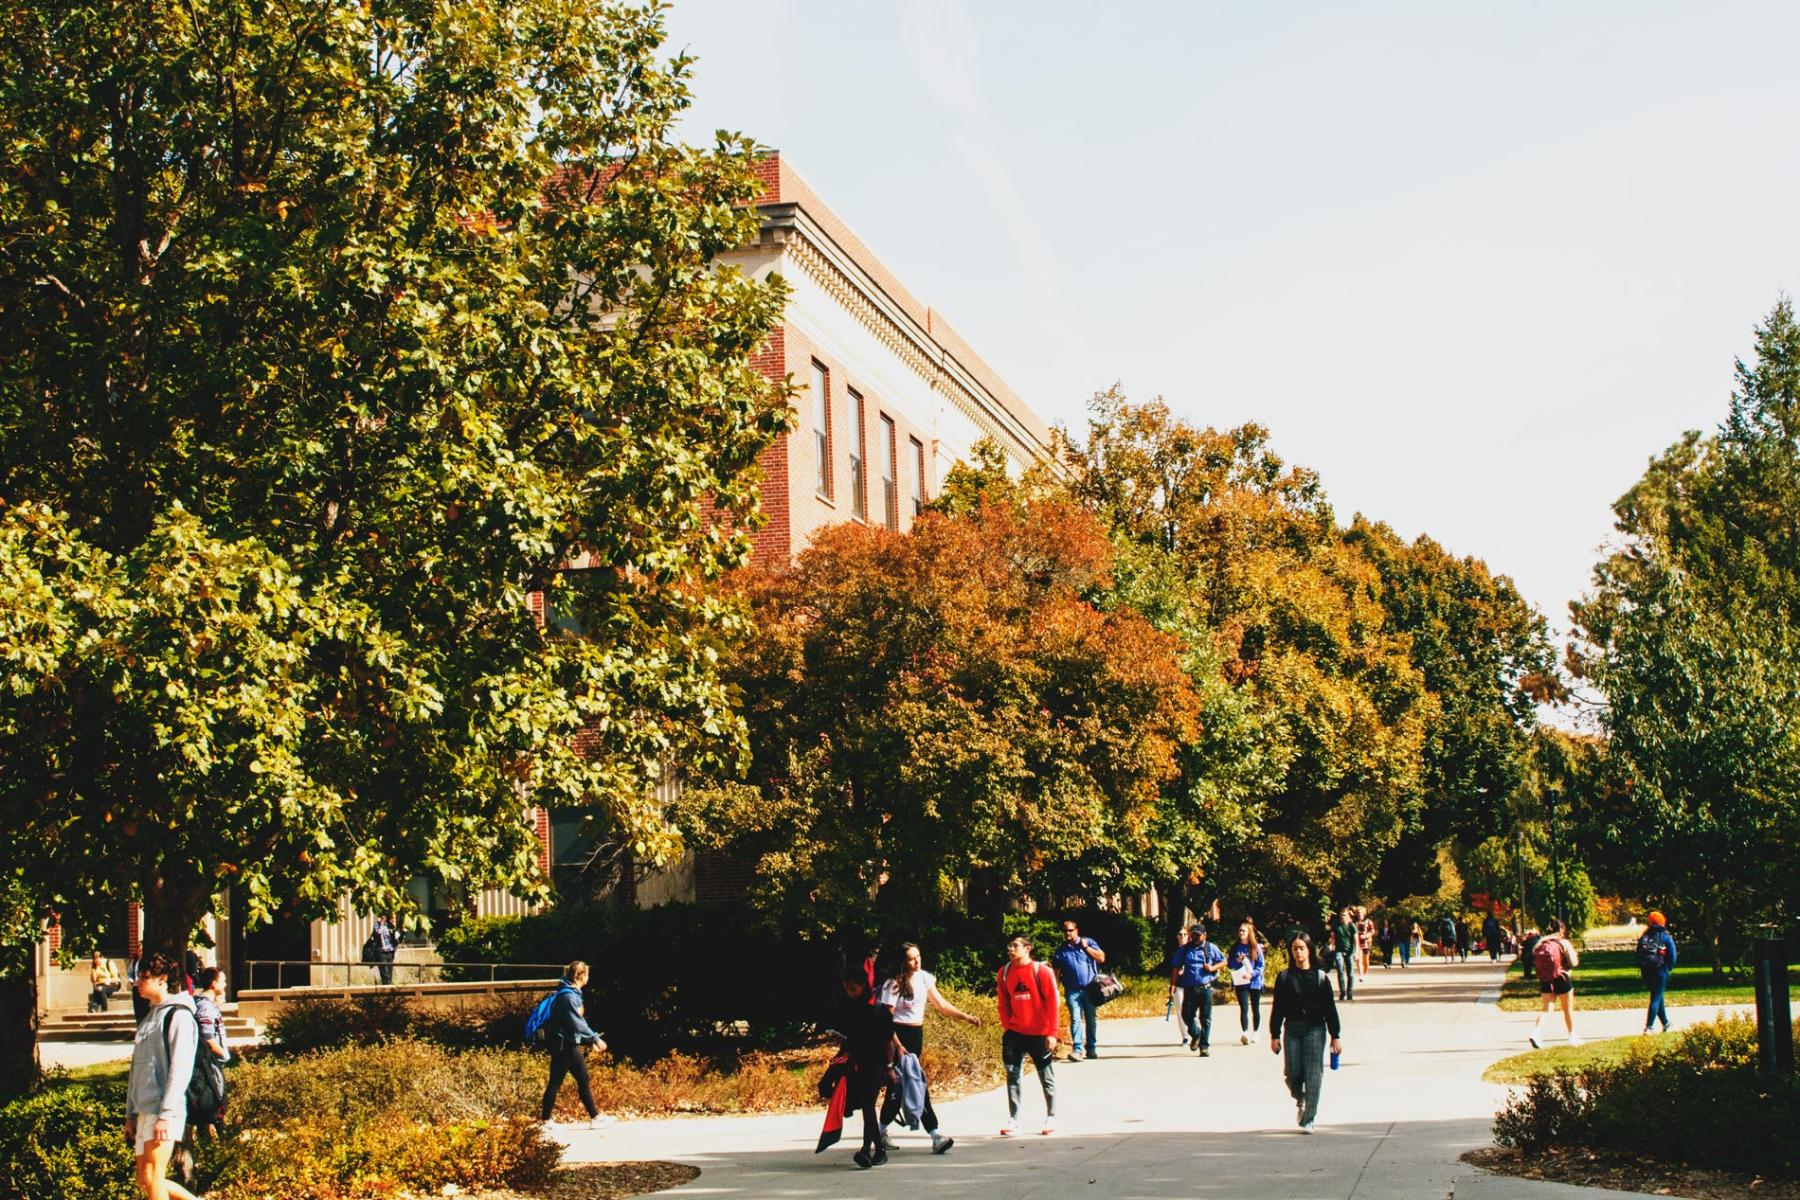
[{"xmin": 1330, "ymin": 1049, "xmax": 1340, "ymax": 1071}]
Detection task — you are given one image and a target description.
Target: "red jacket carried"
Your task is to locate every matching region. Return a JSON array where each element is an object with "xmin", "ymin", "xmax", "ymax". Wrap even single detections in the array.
[{"xmin": 996, "ymin": 960, "xmax": 1059, "ymax": 1037}]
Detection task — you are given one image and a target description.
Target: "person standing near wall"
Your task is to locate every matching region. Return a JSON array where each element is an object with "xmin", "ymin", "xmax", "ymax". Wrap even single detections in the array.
[
  {"xmin": 996, "ymin": 936, "xmax": 1059, "ymax": 1136},
  {"xmin": 1268, "ymin": 932, "xmax": 1342, "ymax": 1135},
  {"xmin": 1051, "ymin": 919, "xmax": 1106, "ymax": 1062}
]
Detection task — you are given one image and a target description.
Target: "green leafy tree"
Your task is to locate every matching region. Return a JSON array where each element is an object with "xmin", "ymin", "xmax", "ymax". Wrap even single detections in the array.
[
  {"xmin": 0, "ymin": 0, "xmax": 788, "ymax": 1080},
  {"xmin": 1571, "ymin": 301, "xmax": 1800, "ymax": 970}
]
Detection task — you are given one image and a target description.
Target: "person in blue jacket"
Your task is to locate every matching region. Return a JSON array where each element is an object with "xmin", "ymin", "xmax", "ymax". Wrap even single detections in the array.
[
  {"xmin": 540, "ymin": 961, "xmax": 609, "ymax": 1126},
  {"xmin": 1169, "ymin": 922, "xmax": 1226, "ymax": 1055},
  {"xmin": 1637, "ymin": 911, "xmax": 1679, "ymax": 1035},
  {"xmin": 1226, "ymin": 919, "xmax": 1267, "ymax": 1044},
  {"xmin": 1051, "ymin": 919, "xmax": 1106, "ymax": 1061}
]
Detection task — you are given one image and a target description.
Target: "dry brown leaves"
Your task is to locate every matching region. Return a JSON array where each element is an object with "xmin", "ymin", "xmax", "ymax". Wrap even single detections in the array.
[
  {"xmin": 456, "ymin": 1162, "xmax": 700, "ymax": 1200},
  {"xmin": 1464, "ymin": 1146, "xmax": 1799, "ymax": 1199}
]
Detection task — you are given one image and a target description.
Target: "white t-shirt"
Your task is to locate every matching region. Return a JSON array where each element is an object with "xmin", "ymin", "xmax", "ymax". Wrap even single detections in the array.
[{"xmin": 878, "ymin": 970, "xmax": 935, "ymax": 1025}]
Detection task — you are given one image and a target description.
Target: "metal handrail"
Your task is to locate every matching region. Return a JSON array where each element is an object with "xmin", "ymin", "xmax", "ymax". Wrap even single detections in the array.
[{"xmin": 240, "ymin": 958, "xmax": 564, "ymax": 991}]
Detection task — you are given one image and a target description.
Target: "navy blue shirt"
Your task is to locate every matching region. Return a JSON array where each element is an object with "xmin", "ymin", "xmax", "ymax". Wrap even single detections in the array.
[{"xmin": 1052, "ymin": 938, "xmax": 1102, "ymax": 990}]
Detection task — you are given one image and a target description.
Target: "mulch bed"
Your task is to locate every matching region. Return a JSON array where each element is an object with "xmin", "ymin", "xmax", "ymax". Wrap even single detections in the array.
[
  {"xmin": 1463, "ymin": 1146, "xmax": 1799, "ymax": 1199},
  {"xmin": 468, "ymin": 1162, "xmax": 701, "ymax": 1199}
]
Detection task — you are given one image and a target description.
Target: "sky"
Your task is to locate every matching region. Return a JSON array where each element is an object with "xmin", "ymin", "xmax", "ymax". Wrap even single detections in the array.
[{"xmin": 663, "ymin": 1, "xmax": 1800, "ymax": 641}]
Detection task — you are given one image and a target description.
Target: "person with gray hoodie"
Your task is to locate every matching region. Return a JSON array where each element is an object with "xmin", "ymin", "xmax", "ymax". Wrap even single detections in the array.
[{"xmin": 125, "ymin": 951, "xmax": 200, "ymax": 1200}]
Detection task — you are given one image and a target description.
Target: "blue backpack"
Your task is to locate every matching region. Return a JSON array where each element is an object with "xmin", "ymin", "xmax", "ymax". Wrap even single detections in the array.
[{"xmin": 523, "ymin": 990, "xmax": 559, "ymax": 1046}]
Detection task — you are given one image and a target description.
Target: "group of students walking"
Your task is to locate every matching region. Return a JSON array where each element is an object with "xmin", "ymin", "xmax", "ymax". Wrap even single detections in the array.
[{"xmin": 119, "ymin": 952, "xmax": 232, "ymax": 1200}]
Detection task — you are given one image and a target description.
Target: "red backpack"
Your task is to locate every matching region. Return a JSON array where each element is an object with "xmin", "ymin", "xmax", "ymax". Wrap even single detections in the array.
[{"xmin": 1533, "ymin": 936, "xmax": 1567, "ymax": 983}]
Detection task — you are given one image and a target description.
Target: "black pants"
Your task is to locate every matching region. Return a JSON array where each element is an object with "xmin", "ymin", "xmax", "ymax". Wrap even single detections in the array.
[
  {"xmin": 541, "ymin": 1043, "xmax": 598, "ymax": 1119},
  {"xmin": 852, "ymin": 1063, "xmax": 884, "ymax": 1152},
  {"xmin": 1181, "ymin": 985, "xmax": 1214, "ymax": 1047},
  {"xmin": 880, "ymin": 1022, "xmax": 938, "ymax": 1132},
  {"xmin": 1236, "ymin": 985, "xmax": 1262, "ymax": 1031}
]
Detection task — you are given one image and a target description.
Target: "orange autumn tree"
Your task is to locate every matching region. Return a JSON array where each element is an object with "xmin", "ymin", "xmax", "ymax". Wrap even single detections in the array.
[{"xmin": 677, "ymin": 464, "xmax": 1201, "ymax": 933}]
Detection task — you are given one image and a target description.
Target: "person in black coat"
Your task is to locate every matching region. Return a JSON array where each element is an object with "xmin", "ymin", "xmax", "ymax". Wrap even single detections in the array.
[
  {"xmin": 834, "ymin": 968, "xmax": 897, "ymax": 1169},
  {"xmin": 1268, "ymin": 932, "xmax": 1342, "ymax": 1133}
]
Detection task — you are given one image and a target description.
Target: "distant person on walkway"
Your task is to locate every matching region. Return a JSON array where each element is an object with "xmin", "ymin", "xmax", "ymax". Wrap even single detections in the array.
[
  {"xmin": 996, "ymin": 935, "xmax": 1059, "ymax": 1136},
  {"xmin": 538, "ymin": 961, "xmax": 610, "ymax": 1127},
  {"xmin": 1438, "ymin": 916, "xmax": 1456, "ymax": 961},
  {"xmin": 1394, "ymin": 917, "xmax": 1413, "ymax": 968},
  {"xmin": 363, "ymin": 915, "xmax": 399, "ymax": 985},
  {"xmin": 1528, "ymin": 919, "xmax": 1581, "ymax": 1047},
  {"xmin": 1170, "ymin": 922, "xmax": 1225, "ymax": 1056},
  {"xmin": 89, "ymin": 951, "xmax": 120, "ymax": 1013},
  {"xmin": 1482, "ymin": 912, "xmax": 1503, "ymax": 962},
  {"xmin": 1269, "ymin": 932, "xmax": 1342, "ymax": 1135},
  {"xmin": 1356, "ymin": 907, "xmax": 1374, "ymax": 980},
  {"xmin": 1455, "ymin": 919, "xmax": 1471, "ymax": 963},
  {"xmin": 1636, "ymin": 911, "xmax": 1678, "ymax": 1035},
  {"xmin": 1166, "ymin": 927, "xmax": 1192, "ymax": 1044},
  {"xmin": 1051, "ymin": 918, "xmax": 1106, "ymax": 1062},
  {"xmin": 877, "ymin": 941, "xmax": 980, "ymax": 1154},
  {"xmin": 836, "ymin": 966, "xmax": 897, "ymax": 1169},
  {"xmin": 1228, "ymin": 919, "xmax": 1267, "ymax": 1042},
  {"xmin": 125, "ymin": 952, "xmax": 200, "ymax": 1200},
  {"xmin": 188, "ymin": 968, "xmax": 230, "ymax": 1139},
  {"xmin": 1331, "ymin": 909, "xmax": 1358, "ymax": 1002},
  {"xmin": 1519, "ymin": 928, "xmax": 1542, "ymax": 981},
  {"xmin": 1378, "ymin": 919, "xmax": 1396, "ymax": 968}
]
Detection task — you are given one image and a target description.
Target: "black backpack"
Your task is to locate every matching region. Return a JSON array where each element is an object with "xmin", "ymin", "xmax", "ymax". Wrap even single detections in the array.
[
  {"xmin": 1635, "ymin": 930, "xmax": 1667, "ymax": 971},
  {"xmin": 162, "ymin": 1007, "xmax": 226, "ymax": 1124}
]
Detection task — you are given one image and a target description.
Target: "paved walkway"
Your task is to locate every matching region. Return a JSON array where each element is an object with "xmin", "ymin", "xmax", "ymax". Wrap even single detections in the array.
[{"xmin": 553, "ymin": 959, "xmax": 1770, "ymax": 1199}]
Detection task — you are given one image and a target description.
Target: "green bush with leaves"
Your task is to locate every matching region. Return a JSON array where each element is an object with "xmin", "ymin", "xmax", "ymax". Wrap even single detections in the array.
[
  {"xmin": 1493, "ymin": 1015, "xmax": 1800, "ymax": 1177},
  {"xmin": 0, "ymin": 1088, "xmax": 133, "ymax": 1200},
  {"xmin": 262, "ymin": 991, "xmax": 421, "ymax": 1054}
]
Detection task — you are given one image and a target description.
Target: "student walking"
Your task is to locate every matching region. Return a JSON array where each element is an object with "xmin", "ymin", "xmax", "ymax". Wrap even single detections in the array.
[
  {"xmin": 876, "ymin": 942, "xmax": 980, "ymax": 1154},
  {"xmin": 1378, "ymin": 919, "xmax": 1396, "ymax": 968},
  {"xmin": 1528, "ymin": 919, "xmax": 1582, "ymax": 1047},
  {"xmin": 538, "ymin": 961, "xmax": 610, "ymax": 1126},
  {"xmin": 1227, "ymin": 920, "xmax": 1267, "ymax": 1042},
  {"xmin": 1166, "ymin": 927, "xmax": 1192, "ymax": 1044},
  {"xmin": 834, "ymin": 967, "xmax": 898, "ymax": 1168},
  {"xmin": 1331, "ymin": 909, "xmax": 1358, "ymax": 1001},
  {"xmin": 1455, "ymin": 918, "xmax": 1472, "ymax": 963},
  {"xmin": 1051, "ymin": 919, "xmax": 1106, "ymax": 1061},
  {"xmin": 1356, "ymin": 908, "xmax": 1375, "ymax": 981},
  {"xmin": 187, "ymin": 968, "xmax": 230, "ymax": 1140},
  {"xmin": 125, "ymin": 953, "xmax": 200, "ymax": 1200},
  {"xmin": 1170, "ymin": 922, "xmax": 1225, "ymax": 1055},
  {"xmin": 1268, "ymin": 932, "xmax": 1342, "ymax": 1135},
  {"xmin": 1482, "ymin": 911, "xmax": 1503, "ymax": 962},
  {"xmin": 1636, "ymin": 912, "xmax": 1678, "ymax": 1035},
  {"xmin": 996, "ymin": 936, "xmax": 1059, "ymax": 1136}
]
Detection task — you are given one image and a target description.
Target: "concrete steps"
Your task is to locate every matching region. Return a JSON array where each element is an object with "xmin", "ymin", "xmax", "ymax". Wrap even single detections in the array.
[{"xmin": 38, "ymin": 1005, "xmax": 260, "ymax": 1043}]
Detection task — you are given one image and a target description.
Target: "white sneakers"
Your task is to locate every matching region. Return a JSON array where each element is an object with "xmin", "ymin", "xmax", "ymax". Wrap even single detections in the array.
[
  {"xmin": 1300, "ymin": 1121, "xmax": 1316, "ymax": 1134},
  {"xmin": 1041, "ymin": 1117, "xmax": 1058, "ymax": 1136},
  {"xmin": 999, "ymin": 1118, "xmax": 1018, "ymax": 1137},
  {"xmin": 1568, "ymin": 1035, "xmax": 1584, "ymax": 1046}
]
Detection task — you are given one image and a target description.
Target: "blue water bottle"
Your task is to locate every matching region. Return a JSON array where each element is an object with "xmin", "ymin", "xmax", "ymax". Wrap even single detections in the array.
[{"xmin": 1330, "ymin": 1049, "xmax": 1340, "ymax": 1071}]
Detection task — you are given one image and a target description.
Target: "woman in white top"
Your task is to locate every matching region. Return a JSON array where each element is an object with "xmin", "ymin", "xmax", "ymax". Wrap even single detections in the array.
[{"xmin": 876, "ymin": 942, "xmax": 981, "ymax": 1154}]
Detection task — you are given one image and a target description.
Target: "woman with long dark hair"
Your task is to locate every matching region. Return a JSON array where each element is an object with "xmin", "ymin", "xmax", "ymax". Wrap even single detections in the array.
[
  {"xmin": 1268, "ymin": 932, "xmax": 1342, "ymax": 1133},
  {"xmin": 877, "ymin": 942, "xmax": 981, "ymax": 1154}
]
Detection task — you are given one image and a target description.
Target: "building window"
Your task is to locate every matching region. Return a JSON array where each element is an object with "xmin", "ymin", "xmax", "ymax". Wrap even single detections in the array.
[
  {"xmin": 909, "ymin": 436, "xmax": 927, "ymax": 517},
  {"xmin": 880, "ymin": 415, "xmax": 898, "ymax": 531},
  {"xmin": 811, "ymin": 360, "xmax": 831, "ymax": 498},
  {"xmin": 848, "ymin": 390, "xmax": 867, "ymax": 520}
]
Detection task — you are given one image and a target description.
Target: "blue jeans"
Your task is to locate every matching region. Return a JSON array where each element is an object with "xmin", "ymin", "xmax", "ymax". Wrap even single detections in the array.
[
  {"xmin": 1333, "ymin": 952, "xmax": 1354, "ymax": 1000},
  {"xmin": 1644, "ymin": 968, "xmax": 1670, "ymax": 1031},
  {"xmin": 1181, "ymin": 985, "xmax": 1214, "ymax": 1047},
  {"xmin": 1066, "ymin": 985, "xmax": 1098, "ymax": 1056}
]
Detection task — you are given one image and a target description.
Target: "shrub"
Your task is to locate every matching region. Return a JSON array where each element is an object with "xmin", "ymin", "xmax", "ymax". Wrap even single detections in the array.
[
  {"xmin": 207, "ymin": 1116, "xmax": 558, "ymax": 1200},
  {"xmin": 262, "ymin": 991, "xmax": 418, "ymax": 1054},
  {"xmin": 1493, "ymin": 1015, "xmax": 1800, "ymax": 1178},
  {"xmin": 0, "ymin": 1088, "xmax": 134, "ymax": 1200}
]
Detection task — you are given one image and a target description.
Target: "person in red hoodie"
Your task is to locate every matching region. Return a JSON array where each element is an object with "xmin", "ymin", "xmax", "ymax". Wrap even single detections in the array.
[{"xmin": 996, "ymin": 935, "xmax": 1059, "ymax": 1136}]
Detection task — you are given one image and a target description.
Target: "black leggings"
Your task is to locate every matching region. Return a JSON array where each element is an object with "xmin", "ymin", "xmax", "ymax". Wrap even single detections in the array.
[
  {"xmin": 880, "ymin": 1022, "xmax": 938, "ymax": 1132},
  {"xmin": 1236, "ymin": 986, "xmax": 1262, "ymax": 1031},
  {"xmin": 541, "ymin": 1043, "xmax": 598, "ymax": 1119}
]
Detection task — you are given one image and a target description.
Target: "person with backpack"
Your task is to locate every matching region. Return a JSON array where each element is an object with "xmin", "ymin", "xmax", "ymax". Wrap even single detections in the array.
[
  {"xmin": 1268, "ymin": 932, "xmax": 1342, "ymax": 1134},
  {"xmin": 535, "ymin": 961, "xmax": 610, "ymax": 1126},
  {"xmin": 1438, "ymin": 915, "xmax": 1456, "ymax": 961},
  {"xmin": 1527, "ymin": 918, "xmax": 1581, "ymax": 1047},
  {"xmin": 125, "ymin": 952, "xmax": 200, "ymax": 1200},
  {"xmin": 1331, "ymin": 909, "xmax": 1358, "ymax": 1002},
  {"xmin": 996, "ymin": 935, "xmax": 1059, "ymax": 1136},
  {"xmin": 1228, "ymin": 919, "xmax": 1267, "ymax": 1042},
  {"xmin": 1482, "ymin": 911, "xmax": 1503, "ymax": 962},
  {"xmin": 362, "ymin": 915, "xmax": 399, "ymax": 985},
  {"xmin": 1050, "ymin": 919, "xmax": 1106, "ymax": 1062},
  {"xmin": 1455, "ymin": 918, "xmax": 1471, "ymax": 963},
  {"xmin": 1170, "ymin": 922, "xmax": 1226, "ymax": 1056},
  {"xmin": 1636, "ymin": 911, "xmax": 1678, "ymax": 1035},
  {"xmin": 876, "ymin": 942, "xmax": 979, "ymax": 1154},
  {"xmin": 188, "ymin": 968, "xmax": 230, "ymax": 1136}
]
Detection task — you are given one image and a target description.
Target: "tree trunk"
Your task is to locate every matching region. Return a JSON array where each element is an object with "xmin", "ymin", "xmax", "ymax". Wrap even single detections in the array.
[
  {"xmin": 0, "ymin": 944, "xmax": 40, "ymax": 1099},
  {"xmin": 139, "ymin": 877, "xmax": 214, "ymax": 984}
]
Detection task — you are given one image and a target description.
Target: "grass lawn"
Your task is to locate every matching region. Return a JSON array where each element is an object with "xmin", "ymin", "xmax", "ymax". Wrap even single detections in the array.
[
  {"xmin": 1495, "ymin": 948, "xmax": 1800, "ymax": 1012},
  {"xmin": 1482, "ymin": 1033, "xmax": 1652, "ymax": 1084},
  {"xmin": 43, "ymin": 1058, "xmax": 129, "ymax": 1091}
]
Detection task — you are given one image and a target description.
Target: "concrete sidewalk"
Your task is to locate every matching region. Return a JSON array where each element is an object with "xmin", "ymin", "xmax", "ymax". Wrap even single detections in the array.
[{"xmin": 551, "ymin": 957, "xmax": 1755, "ymax": 1198}]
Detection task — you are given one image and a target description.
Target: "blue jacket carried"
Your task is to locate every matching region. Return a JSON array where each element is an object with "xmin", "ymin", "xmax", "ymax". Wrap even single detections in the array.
[
  {"xmin": 546, "ymin": 981, "xmax": 599, "ymax": 1051},
  {"xmin": 891, "ymin": 1050, "xmax": 928, "ymax": 1129}
]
